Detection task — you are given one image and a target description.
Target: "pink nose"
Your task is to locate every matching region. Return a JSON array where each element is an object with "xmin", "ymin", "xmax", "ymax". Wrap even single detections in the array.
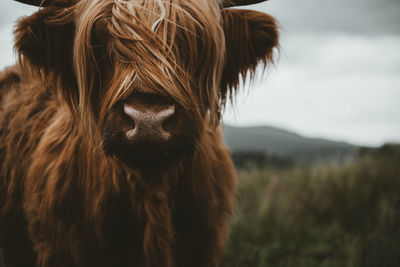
[{"xmin": 123, "ymin": 103, "xmax": 175, "ymax": 142}]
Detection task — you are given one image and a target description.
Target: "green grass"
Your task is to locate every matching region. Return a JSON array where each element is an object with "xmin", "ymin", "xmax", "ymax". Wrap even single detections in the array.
[{"xmin": 221, "ymin": 148, "xmax": 400, "ymax": 267}]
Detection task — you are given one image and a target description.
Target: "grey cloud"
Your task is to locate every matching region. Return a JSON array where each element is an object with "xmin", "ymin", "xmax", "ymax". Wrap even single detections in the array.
[{"xmin": 255, "ymin": 0, "xmax": 400, "ymax": 36}]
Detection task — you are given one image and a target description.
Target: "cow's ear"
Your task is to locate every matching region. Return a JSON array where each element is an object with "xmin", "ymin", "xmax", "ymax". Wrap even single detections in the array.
[
  {"xmin": 14, "ymin": 3, "xmax": 78, "ymax": 110},
  {"xmin": 14, "ymin": 4, "xmax": 75, "ymax": 81},
  {"xmin": 221, "ymin": 9, "xmax": 279, "ymax": 102}
]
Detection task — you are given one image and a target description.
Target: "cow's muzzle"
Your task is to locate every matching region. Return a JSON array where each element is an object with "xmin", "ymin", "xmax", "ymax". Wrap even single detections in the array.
[
  {"xmin": 102, "ymin": 93, "xmax": 196, "ymax": 171},
  {"xmin": 123, "ymin": 103, "xmax": 175, "ymax": 144}
]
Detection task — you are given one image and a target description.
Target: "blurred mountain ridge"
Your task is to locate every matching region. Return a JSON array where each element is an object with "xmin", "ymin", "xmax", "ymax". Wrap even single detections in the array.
[{"xmin": 223, "ymin": 124, "xmax": 358, "ymax": 165}]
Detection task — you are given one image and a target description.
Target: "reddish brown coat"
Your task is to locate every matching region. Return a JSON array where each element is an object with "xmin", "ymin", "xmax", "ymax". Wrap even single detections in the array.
[{"xmin": 0, "ymin": 1, "xmax": 278, "ymax": 266}]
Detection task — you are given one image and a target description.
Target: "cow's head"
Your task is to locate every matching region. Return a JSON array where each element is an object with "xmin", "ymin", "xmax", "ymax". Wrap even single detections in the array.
[{"xmin": 14, "ymin": 0, "xmax": 278, "ymax": 170}]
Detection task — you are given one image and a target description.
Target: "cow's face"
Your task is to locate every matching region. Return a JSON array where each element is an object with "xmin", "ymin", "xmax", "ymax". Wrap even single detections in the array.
[{"xmin": 14, "ymin": 0, "xmax": 278, "ymax": 170}]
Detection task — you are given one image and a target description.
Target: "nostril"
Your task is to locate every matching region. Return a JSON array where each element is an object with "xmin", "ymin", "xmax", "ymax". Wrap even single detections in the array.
[
  {"xmin": 160, "ymin": 105, "xmax": 175, "ymax": 121},
  {"xmin": 162, "ymin": 115, "xmax": 175, "ymax": 132},
  {"xmin": 123, "ymin": 104, "xmax": 140, "ymax": 126},
  {"xmin": 161, "ymin": 105, "xmax": 175, "ymax": 131},
  {"xmin": 162, "ymin": 117, "xmax": 173, "ymax": 132}
]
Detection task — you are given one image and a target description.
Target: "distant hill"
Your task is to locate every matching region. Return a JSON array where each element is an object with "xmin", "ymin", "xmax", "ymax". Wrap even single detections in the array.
[{"xmin": 223, "ymin": 125, "xmax": 358, "ymax": 164}]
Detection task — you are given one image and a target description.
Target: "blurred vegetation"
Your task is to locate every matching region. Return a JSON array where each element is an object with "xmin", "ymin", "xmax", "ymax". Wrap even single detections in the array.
[
  {"xmin": 231, "ymin": 151, "xmax": 293, "ymax": 170},
  {"xmin": 221, "ymin": 144, "xmax": 400, "ymax": 267}
]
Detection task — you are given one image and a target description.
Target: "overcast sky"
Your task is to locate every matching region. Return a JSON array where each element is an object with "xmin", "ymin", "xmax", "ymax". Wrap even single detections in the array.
[
  {"xmin": 1, "ymin": 0, "xmax": 400, "ymax": 146},
  {"xmin": 224, "ymin": 0, "xmax": 400, "ymax": 146}
]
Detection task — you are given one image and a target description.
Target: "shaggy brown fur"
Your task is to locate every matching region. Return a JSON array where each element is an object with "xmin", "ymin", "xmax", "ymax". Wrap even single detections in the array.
[{"xmin": 0, "ymin": 0, "xmax": 278, "ymax": 266}]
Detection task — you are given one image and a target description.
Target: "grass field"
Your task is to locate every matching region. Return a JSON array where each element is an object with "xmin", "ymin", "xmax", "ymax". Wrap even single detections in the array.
[{"xmin": 221, "ymin": 145, "xmax": 400, "ymax": 267}]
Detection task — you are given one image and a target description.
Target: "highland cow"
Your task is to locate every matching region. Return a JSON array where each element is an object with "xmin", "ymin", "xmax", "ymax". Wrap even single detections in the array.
[{"xmin": 0, "ymin": 0, "xmax": 278, "ymax": 266}]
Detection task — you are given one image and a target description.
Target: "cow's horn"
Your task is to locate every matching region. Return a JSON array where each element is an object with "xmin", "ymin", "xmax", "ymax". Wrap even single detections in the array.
[
  {"xmin": 13, "ymin": 0, "xmax": 48, "ymax": 6},
  {"xmin": 223, "ymin": 0, "xmax": 268, "ymax": 8}
]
